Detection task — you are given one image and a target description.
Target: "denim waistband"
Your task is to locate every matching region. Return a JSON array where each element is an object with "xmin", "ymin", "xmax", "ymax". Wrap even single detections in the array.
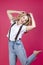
[{"xmin": 9, "ymin": 38, "xmax": 21, "ymax": 42}]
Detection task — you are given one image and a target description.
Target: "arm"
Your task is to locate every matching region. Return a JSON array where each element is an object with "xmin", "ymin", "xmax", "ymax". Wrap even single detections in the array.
[
  {"xmin": 26, "ymin": 13, "xmax": 36, "ymax": 31},
  {"xmin": 7, "ymin": 10, "xmax": 24, "ymax": 21}
]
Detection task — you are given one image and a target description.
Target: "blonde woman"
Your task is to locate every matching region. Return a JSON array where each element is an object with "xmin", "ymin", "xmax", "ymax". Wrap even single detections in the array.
[{"xmin": 7, "ymin": 10, "xmax": 41, "ymax": 65}]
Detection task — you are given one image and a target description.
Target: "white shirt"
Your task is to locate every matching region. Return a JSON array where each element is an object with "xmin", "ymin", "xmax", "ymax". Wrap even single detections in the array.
[{"xmin": 7, "ymin": 20, "xmax": 27, "ymax": 41}]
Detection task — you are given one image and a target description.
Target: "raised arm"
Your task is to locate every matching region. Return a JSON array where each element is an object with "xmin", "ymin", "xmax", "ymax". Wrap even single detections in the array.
[
  {"xmin": 26, "ymin": 13, "xmax": 36, "ymax": 31},
  {"xmin": 7, "ymin": 10, "xmax": 24, "ymax": 21}
]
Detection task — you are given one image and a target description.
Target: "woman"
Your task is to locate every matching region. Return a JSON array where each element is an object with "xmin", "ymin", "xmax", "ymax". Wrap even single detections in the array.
[{"xmin": 7, "ymin": 10, "xmax": 41, "ymax": 65}]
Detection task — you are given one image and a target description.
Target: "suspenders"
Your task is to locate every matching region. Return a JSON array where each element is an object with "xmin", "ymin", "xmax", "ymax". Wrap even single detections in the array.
[
  {"xmin": 15, "ymin": 24, "xmax": 23, "ymax": 41},
  {"xmin": 8, "ymin": 22, "xmax": 23, "ymax": 41}
]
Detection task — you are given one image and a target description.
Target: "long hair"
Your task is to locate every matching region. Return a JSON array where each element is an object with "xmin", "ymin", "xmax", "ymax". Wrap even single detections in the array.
[{"xmin": 16, "ymin": 13, "xmax": 32, "ymax": 26}]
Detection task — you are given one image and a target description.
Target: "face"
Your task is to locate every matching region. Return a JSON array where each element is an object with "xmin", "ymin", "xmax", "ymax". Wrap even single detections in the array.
[{"xmin": 20, "ymin": 15, "xmax": 28, "ymax": 24}]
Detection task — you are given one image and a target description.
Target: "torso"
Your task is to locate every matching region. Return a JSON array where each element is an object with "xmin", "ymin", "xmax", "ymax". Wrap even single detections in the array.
[{"xmin": 8, "ymin": 23, "xmax": 26, "ymax": 41}]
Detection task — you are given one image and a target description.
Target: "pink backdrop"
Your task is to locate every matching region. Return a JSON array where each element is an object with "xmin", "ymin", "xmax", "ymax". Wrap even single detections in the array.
[{"xmin": 0, "ymin": 0, "xmax": 43, "ymax": 65}]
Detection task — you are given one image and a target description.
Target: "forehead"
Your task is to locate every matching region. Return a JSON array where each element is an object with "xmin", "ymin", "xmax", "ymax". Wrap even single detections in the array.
[{"xmin": 23, "ymin": 15, "xmax": 28, "ymax": 18}]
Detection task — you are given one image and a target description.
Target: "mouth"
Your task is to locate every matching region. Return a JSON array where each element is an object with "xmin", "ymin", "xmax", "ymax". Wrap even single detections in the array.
[{"xmin": 21, "ymin": 20, "xmax": 24, "ymax": 23}]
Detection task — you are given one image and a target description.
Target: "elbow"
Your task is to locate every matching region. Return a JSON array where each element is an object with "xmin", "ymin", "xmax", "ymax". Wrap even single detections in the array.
[
  {"xmin": 7, "ymin": 10, "xmax": 10, "ymax": 13},
  {"xmin": 32, "ymin": 24, "xmax": 36, "ymax": 29},
  {"xmin": 7, "ymin": 10, "xmax": 9, "ymax": 14},
  {"xmin": 33, "ymin": 25, "xmax": 36, "ymax": 28},
  {"xmin": 33, "ymin": 23, "xmax": 36, "ymax": 28},
  {"xmin": 34, "ymin": 24, "xmax": 36, "ymax": 28}
]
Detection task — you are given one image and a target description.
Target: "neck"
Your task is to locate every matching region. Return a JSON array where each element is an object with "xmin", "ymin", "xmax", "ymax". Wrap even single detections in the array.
[{"xmin": 17, "ymin": 20, "xmax": 22, "ymax": 25}]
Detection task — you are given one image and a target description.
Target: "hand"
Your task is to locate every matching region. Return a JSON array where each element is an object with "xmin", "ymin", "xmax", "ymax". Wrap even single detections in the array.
[
  {"xmin": 29, "ymin": 13, "xmax": 33, "ymax": 18},
  {"xmin": 21, "ymin": 11, "xmax": 26, "ymax": 14}
]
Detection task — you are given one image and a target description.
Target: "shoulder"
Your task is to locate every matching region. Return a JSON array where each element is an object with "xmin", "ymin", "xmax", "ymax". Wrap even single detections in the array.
[
  {"xmin": 10, "ymin": 20, "xmax": 17, "ymax": 25},
  {"xmin": 23, "ymin": 25, "xmax": 27, "ymax": 28}
]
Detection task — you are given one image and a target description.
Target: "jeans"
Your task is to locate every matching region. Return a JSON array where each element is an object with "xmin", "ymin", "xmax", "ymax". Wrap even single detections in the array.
[{"xmin": 8, "ymin": 40, "xmax": 36, "ymax": 65}]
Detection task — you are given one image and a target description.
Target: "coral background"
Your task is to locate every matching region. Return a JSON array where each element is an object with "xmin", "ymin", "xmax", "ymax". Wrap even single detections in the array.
[{"xmin": 0, "ymin": 0, "xmax": 43, "ymax": 65}]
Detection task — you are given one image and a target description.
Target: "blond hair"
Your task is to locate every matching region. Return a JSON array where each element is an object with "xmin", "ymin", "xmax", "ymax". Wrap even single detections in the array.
[{"xmin": 16, "ymin": 13, "xmax": 32, "ymax": 26}]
